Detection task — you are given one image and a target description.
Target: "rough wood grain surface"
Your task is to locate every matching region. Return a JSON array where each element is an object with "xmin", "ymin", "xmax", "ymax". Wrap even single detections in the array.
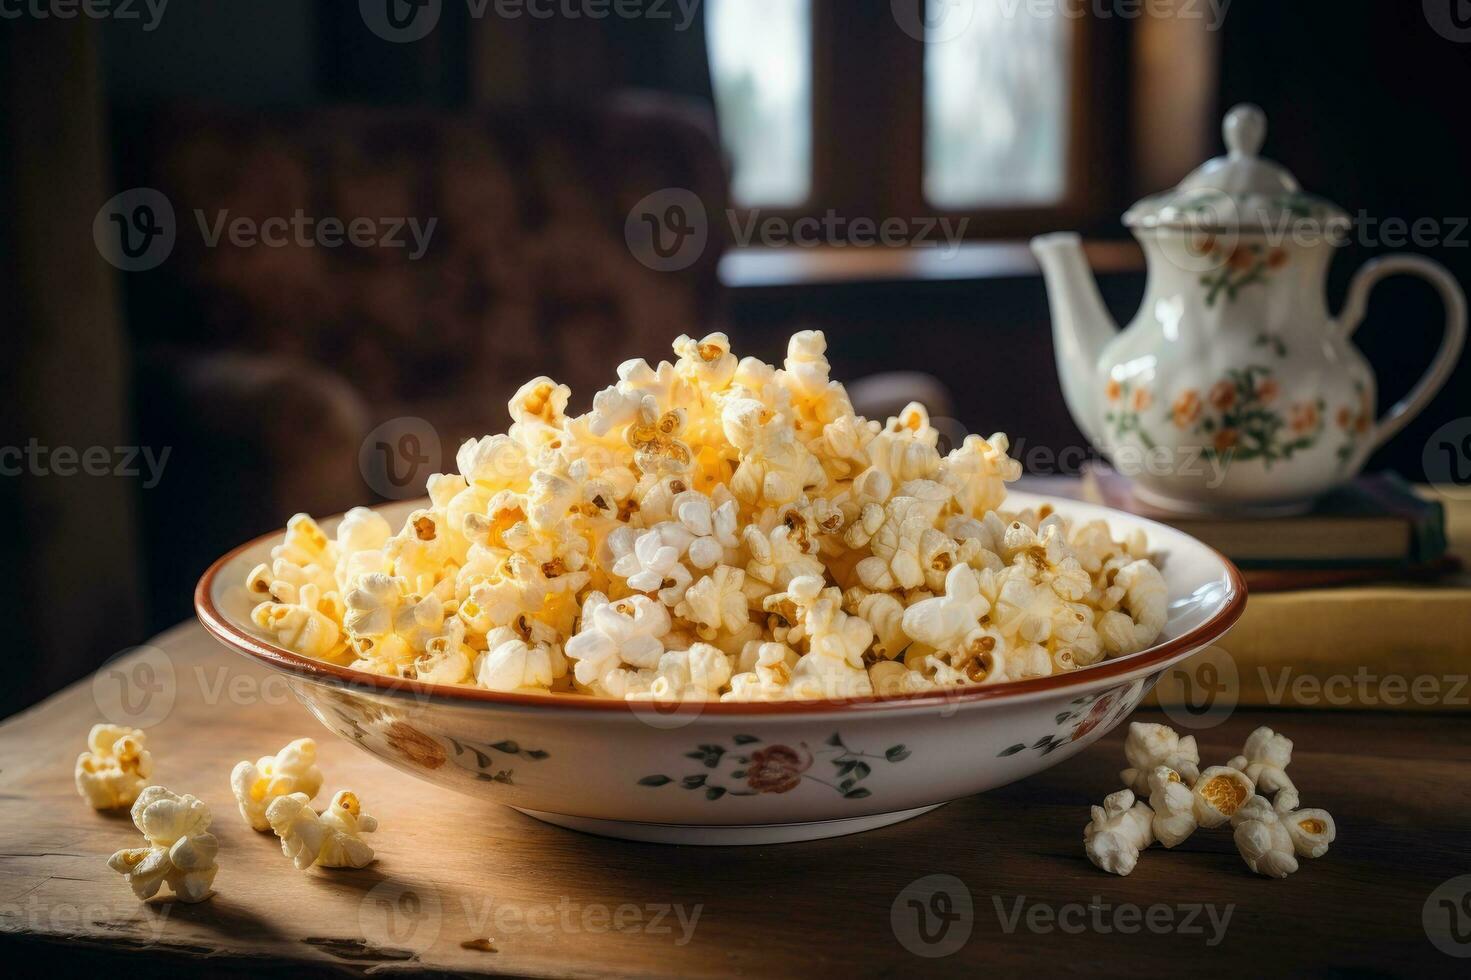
[{"xmin": 1, "ymin": 622, "xmax": 1468, "ymax": 977}]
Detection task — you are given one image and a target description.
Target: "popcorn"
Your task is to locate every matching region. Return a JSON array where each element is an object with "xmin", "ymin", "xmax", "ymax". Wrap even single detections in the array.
[
  {"xmin": 1230, "ymin": 795, "xmax": 1300, "ymax": 878},
  {"xmin": 902, "ymin": 564, "xmax": 990, "ymax": 652},
  {"xmin": 1192, "ymin": 766, "xmax": 1255, "ymax": 828},
  {"xmin": 230, "ymin": 737, "xmax": 324, "ymax": 831},
  {"xmin": 1278, "ymin": 798, "xmax": 1336, "ymax": 859},
  {"xmin": 1228, "ymin": 726, "xmax": 1296, "ymax": 797},
  {"xmin": 474, "ymin": 622, "xmax": 566, "ymax": 693},
  {"xmin": 1090, "ymin": 723, "xmax": 1337, "ymax": 879},
  {"xmin": 267, "ymin": 790, "xmax": 378, "ymax": 870},
  {"xmin": 1084, "ymin": 789, "xmax": 1155, "ymax": 876},
  {"xmin": 76, "ymin": 724, "xmax": 152, "ymax": 810},
  {"xmin": 1097, "ymin": 560, "xmax": 1168, "ymax": 656},
  {"xmin": 564, "ymin": 592, "xmax": 669, "ymax": 696},
  {"xmin": 1119, "ymin": 722, "xmax": 1200, "ymax": 796},
  {"xmin": 107, "ymin": 787, "xmax": 219, "ymax": 903},
  {"xmin": 246, "ymin": 331, "xmax": 1169, "ymax": 701},
  {"xmin": 1146, "ymin": 765, "xmax": 1198, "ymax": 848}
]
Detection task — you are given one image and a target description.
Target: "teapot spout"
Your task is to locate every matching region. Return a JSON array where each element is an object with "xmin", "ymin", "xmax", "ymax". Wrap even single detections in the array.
[{"xmin": 1031, "ymin": 233, "xmax": 1118, "ymax": 448}]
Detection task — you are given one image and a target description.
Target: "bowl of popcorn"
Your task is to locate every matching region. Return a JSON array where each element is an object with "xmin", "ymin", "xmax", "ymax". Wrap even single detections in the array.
[{"xmin": 196, "ymin": 332, "xmax": 1245, "ymax": 844}]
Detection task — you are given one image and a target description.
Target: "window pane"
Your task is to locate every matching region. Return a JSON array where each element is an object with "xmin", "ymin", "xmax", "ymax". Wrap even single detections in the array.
[
  {"xmin": 924, "ymin": 1, "xmax": 1071, "ymax": 208},
  {"xmin": 706, "ymin": 0, "xmax": 812, "ymax": 208}
]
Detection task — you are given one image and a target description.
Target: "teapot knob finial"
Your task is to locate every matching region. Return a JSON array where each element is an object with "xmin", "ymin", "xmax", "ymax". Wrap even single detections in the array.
[{"xmin": 1223, "ymin": 103, "xmax": 1266, "ymax": 159}]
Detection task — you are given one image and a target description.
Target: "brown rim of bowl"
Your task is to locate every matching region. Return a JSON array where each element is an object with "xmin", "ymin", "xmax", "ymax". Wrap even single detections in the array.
[{"xmin": 195, "ymin": 524, "xmax": 1246, "ymax": 716}]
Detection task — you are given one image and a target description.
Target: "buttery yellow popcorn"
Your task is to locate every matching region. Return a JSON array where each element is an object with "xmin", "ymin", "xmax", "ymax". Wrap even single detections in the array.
[
  {"xmin": 76, "ymin": 724, "xmax": 152, "ymax": 810},
  {"xmin": 245, "ymin": 332, "xmax": 1168, "ymax": 700},
  {"xmin": 107, "ymin": 786, "xmax": 219, "ymax": 903},
  {"xmin": 230, "ymin": 737, "xmax": 324, "ymax": 831}
]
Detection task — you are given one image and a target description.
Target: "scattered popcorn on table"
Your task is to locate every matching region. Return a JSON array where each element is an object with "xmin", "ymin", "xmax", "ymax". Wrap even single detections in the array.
[
  {"xmin": 230, "ymin": 737, "xmax": 325, "ymax": 831},
  {"xmin": 1228, "ymin": 726, "xmax": 1296, "ymax": 798},
  {"xmin": 1146, "ymin": 765, "xmax": 1198, "ymax": 848},
  {"xmin": 107, "ymin": 786, "xmax": 219, "ymax": 903},
  {"xmin": 1087, "ymin": 722, "xmax": 1338, "ymax": 878},
  {"xmin": 245, "ymin": 332, "xmax": 1170, "ymax": 701},
  {"xmin": 1230, "ymin": 795, "xmax": 1301, "ymax": 879},
  {"xmin": 267, "ymin": 790, "xmax": 377, "ymax": 870},
  {"xmin": 75, "ymin": 724, "xmax": 152, "ymax": 810},
  {"xmin": 1192, "ymin": 765, "xmax": 1256, "ymax": 829},
  {"xmin": 1084, "ymin": 788, "xmax": 1155, "ymax": 876},
  {"xmin": 1119, "ymin": 721, "xmax": 1200, "ymax": 796}
]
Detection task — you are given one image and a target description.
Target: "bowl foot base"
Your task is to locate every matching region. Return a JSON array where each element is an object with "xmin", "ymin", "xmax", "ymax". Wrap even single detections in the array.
[{"xmin": 511, "ymin": 803, "xmax": 947, "ymax": 845}]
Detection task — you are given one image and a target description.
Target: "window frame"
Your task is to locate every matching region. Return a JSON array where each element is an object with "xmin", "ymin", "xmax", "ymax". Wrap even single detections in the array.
[{"xmin": 720, "ymin": 0, "xmax": 1132, "ymax": 241}]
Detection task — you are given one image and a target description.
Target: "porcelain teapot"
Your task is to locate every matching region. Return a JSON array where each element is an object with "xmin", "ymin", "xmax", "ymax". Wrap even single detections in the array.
[{"xmin": 1033, "ymin": 104, "xmax": 1466, "ymax": 514}]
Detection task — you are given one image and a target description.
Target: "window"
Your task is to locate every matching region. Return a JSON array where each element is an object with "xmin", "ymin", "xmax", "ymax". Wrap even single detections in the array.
[
  {"xmin": 707, "ymin": 1, "xmax": 1107, "ymax": 238},
  {"xmin": 706, "ymin": 0, "xmax": 813, "ymax": 208},
  {"xmin": 923, "ymin": 0, "xmax": 1071, "ymax": 207}
]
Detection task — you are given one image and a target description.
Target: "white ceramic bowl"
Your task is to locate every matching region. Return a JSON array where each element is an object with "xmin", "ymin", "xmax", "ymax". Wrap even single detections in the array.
[{"xmin": 196, "ymin": 493, "xmax": 1245, "ymax": 845}]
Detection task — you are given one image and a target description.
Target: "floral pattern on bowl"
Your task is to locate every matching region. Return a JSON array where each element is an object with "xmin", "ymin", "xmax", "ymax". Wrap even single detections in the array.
[{"xmin": 638, "ymin": 733, "xmax": 912, "ymax": 802}]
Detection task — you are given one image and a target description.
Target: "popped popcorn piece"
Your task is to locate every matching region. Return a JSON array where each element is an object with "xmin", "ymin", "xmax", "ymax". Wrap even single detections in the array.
[
  {"xmin": 1146, "ymin": 765, "xmax": 1198, "ymax": 848},
  {"xmin": 230, "ymin": 737, "xmax": 324, "ymax": 831},
  {"xmin": 244, "ymin": 330, "xmax": 1169, "ymax": 702},
  {"xmin": 1192, "ymin": 765, "xmax": 1255, "ymax": 828},
  {"xmin": 564, "ymin": 592, "xmax": 670, "ymax": 695},
  {"xmin": 901, "ymin": 564, "xmax": 990, "ymax": 651},
  {"xmin": 1119, "ymin": 722, "xmax": 1201, "ymax": 795},
  {"xmin": 1227, "ymin": 726, "xmax": 1297, "ymax": 797},
  {"xmin": 1097, "ymin": 559, "xmax": 1168, "ymax": 656},
  {"xmin": 76, "ymin": 724, "xmax": 152, "ymax": 810},
  {"xmin": 1278, "ymin": 797, "xmax": 1336, "ymax": 859},
  {"xmin": 107, "ymin": 786, "xmax": 219, "ymax": 903},
  {"xmin": 267, "ymin": 790, "xmax": 378, "ymax": 870},
  {"xmin": 1230, "ymin": 795, "xmax": 1299, "ymax": 878},
  {"xmin": 474, "ymin": 622, "xmax": 566, "ymax": 693},
  {"xmin": 1084, "ymin": 789, "xmax": 1155, "ymax": 876}
]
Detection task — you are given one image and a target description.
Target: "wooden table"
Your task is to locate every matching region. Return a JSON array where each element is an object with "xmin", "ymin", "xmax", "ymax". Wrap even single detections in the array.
[{"xmin": 2, "ymin": 622, "xmax": 1468, "ymax": 977}]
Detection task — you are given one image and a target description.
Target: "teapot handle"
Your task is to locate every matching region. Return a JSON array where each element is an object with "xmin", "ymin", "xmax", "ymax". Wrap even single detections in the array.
[{"xmin": 1336, "ymin": 254, "xmax": 1467, "ymax": 452}]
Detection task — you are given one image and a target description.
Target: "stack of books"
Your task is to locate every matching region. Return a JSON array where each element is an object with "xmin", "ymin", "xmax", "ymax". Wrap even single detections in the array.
[
  {"xmin": 1028, "ymin": 469, "xmax": 1470, "ymax": 711},
  {"xmin": 1080, "ymin": 467, "xmax": 1454, "ymax": 591}
]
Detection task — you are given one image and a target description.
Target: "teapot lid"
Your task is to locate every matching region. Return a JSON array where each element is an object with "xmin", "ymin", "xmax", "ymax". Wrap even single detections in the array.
[{"xmin": 1123, "ymin": 104, "xmax": 1350, "ymax": 237}]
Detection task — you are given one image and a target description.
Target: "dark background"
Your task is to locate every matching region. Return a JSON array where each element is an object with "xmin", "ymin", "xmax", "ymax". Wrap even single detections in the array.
[{"xmin": 3, "ymin": 0, "xmax": 1469, "ymax": 716}]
